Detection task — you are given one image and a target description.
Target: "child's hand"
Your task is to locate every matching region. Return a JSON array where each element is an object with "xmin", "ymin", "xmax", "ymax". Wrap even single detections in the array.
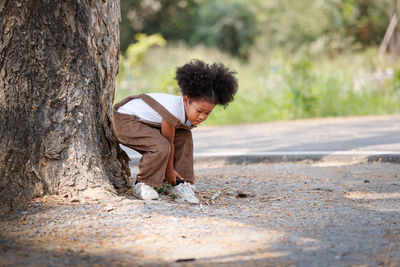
[
  {"xmin": 165, "ymin": 169, "xmax": 184, "ymax": 185},
  {"xmin": 174, "ymin": 170, "xmax": 184, "ymax": 183},
  {"xmin": 190, "ymin": 176, "xmax": 197, "ymax": 184}
]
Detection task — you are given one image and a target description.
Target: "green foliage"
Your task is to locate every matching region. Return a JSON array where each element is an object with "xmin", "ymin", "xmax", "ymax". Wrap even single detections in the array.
[
  {"xmin": 117, "ymin": 33, "xmax": 166, "ymax": 96},
  {"xmin": 394, "ymin": 67, "xmax": 400, "ymax": 90},
  {"xmin": 283, "ymin": 59, "xmax": 318, "ymax": 118},
  {"xmin": 251, "ymin": 0, "xmax": 392, "ymax": 55},
  {"xmin": 190, "ymin": 0, "xmax": 257, "ymax": 59},
  {"xmin": 393, "ymin": 67, "xmax": 400, "ymax": 111},
  {"xmin": 120, "ymin": 0, "xmax": 257, "ymax": 58},
  {"xmin": 331, "ymin": 0, "xmax": 392, "ymax": 46},
  {"xmin": 124, "ymin": 33, "xmax": 166, "ymax": 66},
  {"xmin": 120, "ymin": 0, "xmax": 200, "ymax": 52},
  {"xmin": 115, "ymin": 44, "xmax": 399, "ymax": 125},
  {"xmin": 120, "ymin": 0, "xmax": 394, "ymax": 58}
]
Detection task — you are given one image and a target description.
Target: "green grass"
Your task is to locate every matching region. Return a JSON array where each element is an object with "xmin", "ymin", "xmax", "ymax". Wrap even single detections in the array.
[{"xmin": 115, "ymin": 43, "xmax": 399, "ymax": 125}]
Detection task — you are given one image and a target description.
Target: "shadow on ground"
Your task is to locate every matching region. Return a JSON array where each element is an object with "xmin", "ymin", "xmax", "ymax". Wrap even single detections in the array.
[{"xmin": 1, "ymin": 162, "xmax": 399, "ymax": 266}]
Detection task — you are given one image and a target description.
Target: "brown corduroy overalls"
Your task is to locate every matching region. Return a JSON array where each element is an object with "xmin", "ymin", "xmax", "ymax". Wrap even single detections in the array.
[{"xmin": 112, "ymin": 94, "xmax": 195, "ymax": 187}]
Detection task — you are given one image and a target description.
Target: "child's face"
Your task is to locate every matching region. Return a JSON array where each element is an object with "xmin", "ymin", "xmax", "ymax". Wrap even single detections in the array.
[{"xmin": 183, "ymin": 96, "xmax": 215, "ymax": 126}]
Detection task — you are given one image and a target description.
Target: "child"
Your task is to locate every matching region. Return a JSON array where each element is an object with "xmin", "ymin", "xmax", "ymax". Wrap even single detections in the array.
[{"xmin": 112, "ymin": 59, "xmax": 238, "ymax": 201}]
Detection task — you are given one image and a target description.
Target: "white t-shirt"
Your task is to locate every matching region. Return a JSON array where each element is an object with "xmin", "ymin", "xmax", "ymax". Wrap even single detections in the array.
[{"xmin": 117, "ymin": 93, "xmax": 191, "ymax": 126}]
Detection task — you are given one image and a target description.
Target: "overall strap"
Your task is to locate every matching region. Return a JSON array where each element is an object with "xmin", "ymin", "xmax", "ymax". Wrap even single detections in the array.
[
  {"xmin": 139, "ymin": 94, "xmax": 181, "ymax": 127},
  {"xmin": 113, "ymin": 95, "xmax": 141, "ymax": 111},
  {"xmin": 140, "ymin": 94, "xmax": 195, "ymax": 130},
  {"xmin": 114, "ymin": 94, "xmax": 194, "ymax": 130}
]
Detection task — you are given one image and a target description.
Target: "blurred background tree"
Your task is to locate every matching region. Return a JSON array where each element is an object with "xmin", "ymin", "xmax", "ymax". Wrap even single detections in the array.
[
  {"xmin": 120, "ymin": 0, "xmax": 199, "ymax": 52},
  {"xmin": 253, "ymin": 0, "xmax": 393, "ymax": 55},
  {"xmin": 189, "ymin": 1, "xmax": 256, "ymax": 58},
  {"xmin": 117, "ymin": 0, "xmax": 400, "ymax": 124},
  {"xmin": 120, "ymin": 0, "xmax": 396, "ymax": 57},
  {"xmin": 120, "ymin": 0, "xmax": 256, "ymax": 58}
]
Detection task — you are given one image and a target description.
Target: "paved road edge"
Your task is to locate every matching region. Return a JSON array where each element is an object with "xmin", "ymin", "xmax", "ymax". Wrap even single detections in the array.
[{"xmin": 129, "ymin": 151, "xmax": 400, "ymax": 166}]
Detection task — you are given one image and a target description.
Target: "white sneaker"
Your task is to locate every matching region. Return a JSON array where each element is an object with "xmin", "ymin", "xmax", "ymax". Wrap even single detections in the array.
[
  {"xmin": 169, "ymin": 182, "xmax": 199, "ymax": 204},
  {"xmin": 132, "ymin": 182, "xmax": 159, "ymax": 200}
]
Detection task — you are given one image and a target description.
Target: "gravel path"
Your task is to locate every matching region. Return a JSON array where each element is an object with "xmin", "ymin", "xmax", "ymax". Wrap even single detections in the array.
[{"xmin": 1, "ymin": 162, "xmax": 399, "ymax": 266}]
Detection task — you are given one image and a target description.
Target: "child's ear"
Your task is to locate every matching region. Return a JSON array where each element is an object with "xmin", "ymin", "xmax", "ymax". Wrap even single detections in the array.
[{"xmin": 183, "ymin": 95, "xmax": 190, "ymax": 104}]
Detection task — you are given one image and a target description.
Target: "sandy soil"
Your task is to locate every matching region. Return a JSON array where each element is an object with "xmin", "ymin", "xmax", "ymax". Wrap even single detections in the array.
[{"xmin": 1, "ymin": 161, "xmax": 399, "ymax": 266}]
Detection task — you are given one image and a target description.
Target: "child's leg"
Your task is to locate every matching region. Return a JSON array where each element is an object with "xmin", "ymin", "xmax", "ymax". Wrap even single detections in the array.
[
  {"xmin": 173, "ymin": 129, "xmax": 194, "ymax": 183},
  {"xmin": 134, "ymin": 131, "xmax": 170, "ymax": 188},
  {"xmin": 113, "ymin": 112, "xmax": 170, "ymax": 188}
]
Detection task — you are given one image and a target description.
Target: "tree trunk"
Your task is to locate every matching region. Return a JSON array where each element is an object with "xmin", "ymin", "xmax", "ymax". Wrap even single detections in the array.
[
  {"xmin": 0, "ymin": 0, "xmax": 130, "ymax": 212},
  {"xmin": 389, "ymin": 0, "xmax": 400, "ymax": 56}
]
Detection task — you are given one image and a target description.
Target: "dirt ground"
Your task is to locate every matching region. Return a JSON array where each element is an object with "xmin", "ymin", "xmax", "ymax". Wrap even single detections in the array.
[{"xmin": 1, "ymin": 161, "xmax": 399, "ymax": 266}]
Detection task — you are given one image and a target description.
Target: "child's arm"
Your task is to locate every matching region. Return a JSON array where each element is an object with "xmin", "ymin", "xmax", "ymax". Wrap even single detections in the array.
[{"xmin": 161, "ymin": 119, "xmax": 184, "ymax": 185}]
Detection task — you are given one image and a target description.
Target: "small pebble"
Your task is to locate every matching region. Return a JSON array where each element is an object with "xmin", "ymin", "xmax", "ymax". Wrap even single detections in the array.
[
  {"xmin": 237, "ymin": 192, "xmax": 248, "ymax": 198},
  {"xmin": 176, "ymin": 258, "xmax": 195, "ymax": 262},
  {"xmin": 210, "ymin": 191, "xmax": 222, "ymax": 200},
  {"xmin": 104, "ymin": 206, "xmax": 115, "ymax": 212}
]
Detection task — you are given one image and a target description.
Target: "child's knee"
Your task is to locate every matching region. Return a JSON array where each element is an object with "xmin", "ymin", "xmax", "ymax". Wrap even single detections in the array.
[{"xmin": 157, "ymin": 138, "xmax": 171, "ymax": 159}]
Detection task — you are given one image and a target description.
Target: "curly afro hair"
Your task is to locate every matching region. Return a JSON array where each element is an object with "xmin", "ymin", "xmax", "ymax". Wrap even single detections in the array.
[{"xmin": 175, "ymin": 59, "xmax": 238, "ymax": 107}]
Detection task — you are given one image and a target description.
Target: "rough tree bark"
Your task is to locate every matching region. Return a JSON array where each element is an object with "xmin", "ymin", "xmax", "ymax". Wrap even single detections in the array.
[{"xmin": 0, "ymin": 0, "xmax": 130, "ymax": 212}]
